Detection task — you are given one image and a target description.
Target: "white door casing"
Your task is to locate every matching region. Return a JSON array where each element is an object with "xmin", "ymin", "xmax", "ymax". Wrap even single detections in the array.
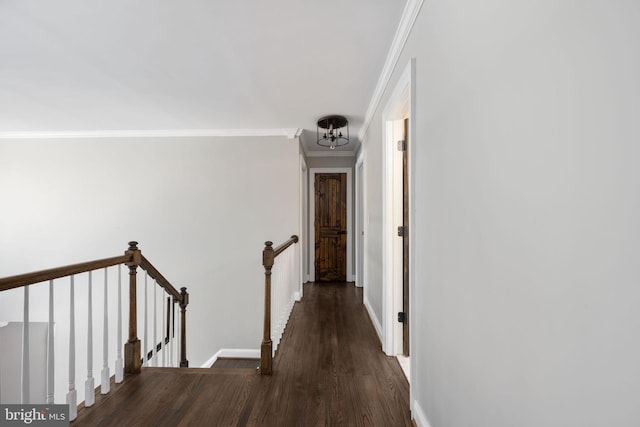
[{"xmin": 381, "ymin": 59, "xmax": 416, "ymax": 388}]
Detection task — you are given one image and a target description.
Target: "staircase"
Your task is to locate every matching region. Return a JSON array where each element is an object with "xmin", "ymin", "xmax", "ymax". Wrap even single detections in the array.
[
  {"xmin": 0, "ymin": 241, "xmax": 189, "ymax": 420},
  {"xmin": 0, "ymin": 239, "xmax": 414, "ymax": 426}
]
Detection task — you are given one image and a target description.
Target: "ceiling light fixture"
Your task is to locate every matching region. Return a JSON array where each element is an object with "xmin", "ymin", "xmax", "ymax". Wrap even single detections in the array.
[{"xmin": 316, "ymin": 115, "xmax": 349, "ymax": 150}]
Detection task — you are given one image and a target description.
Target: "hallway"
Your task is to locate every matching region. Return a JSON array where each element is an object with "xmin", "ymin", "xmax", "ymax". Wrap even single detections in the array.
[{"xmin": 74, "ymin": 282, "xmax": 412, "ymax": 426}]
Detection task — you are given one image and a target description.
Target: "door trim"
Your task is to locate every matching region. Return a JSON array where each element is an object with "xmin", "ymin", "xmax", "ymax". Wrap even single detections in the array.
[
  {"xmin": 355, "ymin": 154, "xmax": 365, "ymax": 288},
  {"xmin": 300, "ymin": 155, "xmax": 309, "ymax": 288},
  {"xmin": 309, "ymin": 167, "xmax": 353, "ymax": 282},
  {"xmin": 381, "ymin": 59, "xmax": 415, "ymax": 370}
]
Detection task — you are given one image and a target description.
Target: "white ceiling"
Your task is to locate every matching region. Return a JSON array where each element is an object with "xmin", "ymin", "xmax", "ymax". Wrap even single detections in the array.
[{"xmin": 0, "ymin": 1, "xmax": 406, "ymax": 153}]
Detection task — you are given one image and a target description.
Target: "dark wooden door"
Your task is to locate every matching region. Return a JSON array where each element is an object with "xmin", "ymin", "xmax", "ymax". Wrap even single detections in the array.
[
  {"xmin": 315, "ymin": 173, "xmax": 347, "ymax": 282},
  {"xmin": 402, "ymin": 118, "xmax": 410, "ymax": 356}
]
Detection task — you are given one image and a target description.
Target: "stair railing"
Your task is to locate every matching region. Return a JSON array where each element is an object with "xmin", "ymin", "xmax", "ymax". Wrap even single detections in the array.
[
  {"xmin": 0, "ymin": 241, "xmax": 189, "ymax": 420},
  {"xmin": 261, "ymin": 235, "xmax": 299, "ymax": 375}
]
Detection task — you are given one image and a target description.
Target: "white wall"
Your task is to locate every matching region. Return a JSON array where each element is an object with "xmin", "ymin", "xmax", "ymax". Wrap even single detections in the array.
[
  {"xmin": 0, "ymin": 136, "xmax": 300, "ymax": 391},
  {"xmin": 0, "ymin": 322, "xmax": 48, "ymax": 403},
  {"xmin": 362, "ymin": 1, "xmax": 640, "ymax": 426},
  {"xmin": 305, "ymin": 155, "xmax": 355, "ymax": 170},
  {"xmin": 360, "ymin": 117, "xmax": 385, "ymax": 333}
]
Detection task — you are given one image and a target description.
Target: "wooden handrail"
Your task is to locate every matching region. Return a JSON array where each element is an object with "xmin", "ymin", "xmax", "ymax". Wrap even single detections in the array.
[
  {"xmin": 0, "ymin": 241, "xmax": 189, "ymax": 376},
  {"xmin": 273, "ymin": 235, "xmax": 299, "ymax": 258},
  {"xmin": 140, "ymin": 255, "xmax": 185, "ymax": 303},
  {"xmin": 0, "ymin": 255, "xmax": 131, "ymax": 292},
  {"xmin": 261, "ymin": 235, "xmax": 298, "ymax": 375}
]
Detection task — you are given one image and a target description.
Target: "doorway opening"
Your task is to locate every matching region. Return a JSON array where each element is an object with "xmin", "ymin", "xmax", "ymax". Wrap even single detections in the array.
[
  {"xmin": 314, "ymin": 172, "xmax": 347, "ymax": 281},
  {"xmin": 308, "ymin": 168, "xmax": 353, "ymax": 283}
]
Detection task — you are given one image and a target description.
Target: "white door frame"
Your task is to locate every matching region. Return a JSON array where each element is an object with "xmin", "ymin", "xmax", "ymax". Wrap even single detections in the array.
[
  {"xmin": 308, "ymin": 167, "xmax": 353, "ymax": 282},
  {"xmin": 355, "ymin": 153, "xmax": 365, "ymax": 288},
  {"xmin": 381, "ymin": 59, "xmax": 415, "ymax": 361},
  {"xmin": 300, "ymin": 155, "xmax": 309, "ymax": 290}
]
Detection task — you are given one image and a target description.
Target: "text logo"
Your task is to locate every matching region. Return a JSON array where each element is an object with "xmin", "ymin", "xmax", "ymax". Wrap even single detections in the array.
[{"xmin": 0, "ymin": 405, "xmax": 68, "ymax": 426}]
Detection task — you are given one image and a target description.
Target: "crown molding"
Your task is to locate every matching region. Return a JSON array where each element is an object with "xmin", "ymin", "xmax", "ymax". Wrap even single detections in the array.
[
  {"xmin": 358, "ymin": 0, "xmax": 424, "ymax": 142},
  {"xmin": 287, "ymin": 128, "xmax": 303, "ymax": 139},
  {"xmin": 0, "ymin": 128, "xmax": 303, "ymax": 140}
]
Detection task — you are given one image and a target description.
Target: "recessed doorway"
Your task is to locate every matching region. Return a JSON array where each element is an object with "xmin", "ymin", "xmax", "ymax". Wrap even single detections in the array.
[
  {"xmin": 314, "ymin": 172, "xmax": 347, "ymax": 282},
  {"xmin": 308, "ymin": 167, "xmax": 353, "ymax": 283}
]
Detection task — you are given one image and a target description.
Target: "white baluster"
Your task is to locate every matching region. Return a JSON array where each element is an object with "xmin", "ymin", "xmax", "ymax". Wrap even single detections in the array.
[
  {"xmin": 176, "ymin": 304, "xmax": 182, "ymax": 367},
  {"xmin": 273, "ymin": 262, "xmax": 277, "ymax": 347},
  {"xmin": 101, "ymin": 268, "xmax": 110, "ymax": 394},
  {"xmin": 279, "ymin": 253, "xmax": 284, "ymax": 339},
  {"xmin": 272, "ymin": 263, "xmax": 276, "ymax": 351},
  {"xmin": 291, "ymin": 248, "xmax": 296, "ymax": 311},
  {"xmin": 283, "ymin": 254, "xmax": 287, "ymax": 337},
  {"xmin": 279, "ymin": 255, "xmax": 284, "ymax": 343},
  {"xmin": 175, "ymin": 299, "xmax": 180, "ymax": 367},
  {"xmin": 283, "ymin": 251, "xmax": 287, "ymax": 332},
  {"xmin": 271, "ymin": 264, "xmax": 282, "ymax": 356},
  {"xmin": 291, "ymin": 250, "xmax": 295, "ymax": 310},
  {"xmin": 153, "ymin": 280, "xmax": 158, "ymax": 366},
  {"xmin": 169, "ymin": 296, "xmax": 176, "ymax": 366},
  {"xmin": 167, "ymin": 295, "xmax": 172, "ymax": 367},
  {"xmin": 287, "ymin": 248, "xmax": 292, "ymax": 319},
  {"xmin": 143, "ymin": 272, "xmax": 148, "ymax": 367},
  {"xmin": 287, "ymin": 248, "xmax": 292, "ymax": 297},
  {"xmin": 21, "ymin": 285, "xmax": 30, "ymax": 404},
  {"xmin": 85, "ymin": 271, "xmax": 95, "ymax": 407},
  {"xmin": 47, "ymin": 280, "xmax": 55, "ymax": 404},
  {"xmin": 273, "ymin": 262, "xmax": 277, "ymax": 349},
  {"xmin": 177, "ymin": 298, "xmax": 181, "ymax": 367},
  {"xmin": 293, "ymin": 249, "xmax": 296, "ymax": 294},
  {"xmin": 280, "ymin": 255, "xmax": 284, "ymax": 338},
  {"xmin": 161, "ymin": 294, "xmax": 166, "ymax": 367},
  {"xmin": 276, "ymin": 260, "xmax": 287, "ymax": 348},
  {"xmin": 174, "ymin": 296, "xmax": 179, "ymax": 367},
  {"xmin": 273, "ymin": 264, "xmax": 278, "ymax": 349},
  {"xmin": 67, "ymin": 275, "xmax": 77, "ymax": 421},
  {"xmin": 282, "ymin": 252, "xmax": 287, "ymax": 326},
  {"xmin": 115, "ymin": 265, "xmax": 123, "ymax": 383}
]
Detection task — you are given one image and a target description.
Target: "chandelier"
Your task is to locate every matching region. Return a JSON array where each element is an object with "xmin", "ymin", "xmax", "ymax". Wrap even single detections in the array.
[{"xmin": 316, "ymin": 115, "xmax": 349, "ymax": 149}]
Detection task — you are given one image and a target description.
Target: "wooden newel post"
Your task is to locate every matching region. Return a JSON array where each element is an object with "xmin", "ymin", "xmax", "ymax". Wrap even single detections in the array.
[
  {"xmin": 124, "ymin": 241, "xmax": 142, "ymax": 374},
  {"xmin": 179, "ymin": 287, "xmax": 189, "ymax": 367},
  {"xmin": 261, "ymin": 241, "xmax": 275, "ymax": 375}
]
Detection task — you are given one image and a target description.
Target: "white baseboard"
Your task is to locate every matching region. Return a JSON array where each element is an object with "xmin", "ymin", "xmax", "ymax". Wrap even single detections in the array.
[
  {"xmin": 363, "ymin": 295, "xmax": 383, "ymax": 344},
  {"xmin": 412, "ymin": 399, "xmax": 432, "ymax": 427},
  {"xmin": 294, "ymin": 291, "xmax": 301, "ymax": 301},
  {"xmin": 200, "ymin": 348, "xmax": 260, "ymax": 368},
  {"xmin": 201, "ymin": 351, "xmax": 221, "ymax": 368}
]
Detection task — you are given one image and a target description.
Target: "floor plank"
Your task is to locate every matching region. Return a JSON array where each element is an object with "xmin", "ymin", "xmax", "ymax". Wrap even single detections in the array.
[{"xmin": 73, "ymin": 282, "xmax": 412, "ymax": 426}]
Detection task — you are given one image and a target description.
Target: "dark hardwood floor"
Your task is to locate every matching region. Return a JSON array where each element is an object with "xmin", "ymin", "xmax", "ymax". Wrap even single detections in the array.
[
  {"xmin": 74, "ymin": 282, "xmax": 412, "ymax": 426},
  {"xmin": 211, "ymin": 358, "xmax": 261, "ymax": 370}
]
